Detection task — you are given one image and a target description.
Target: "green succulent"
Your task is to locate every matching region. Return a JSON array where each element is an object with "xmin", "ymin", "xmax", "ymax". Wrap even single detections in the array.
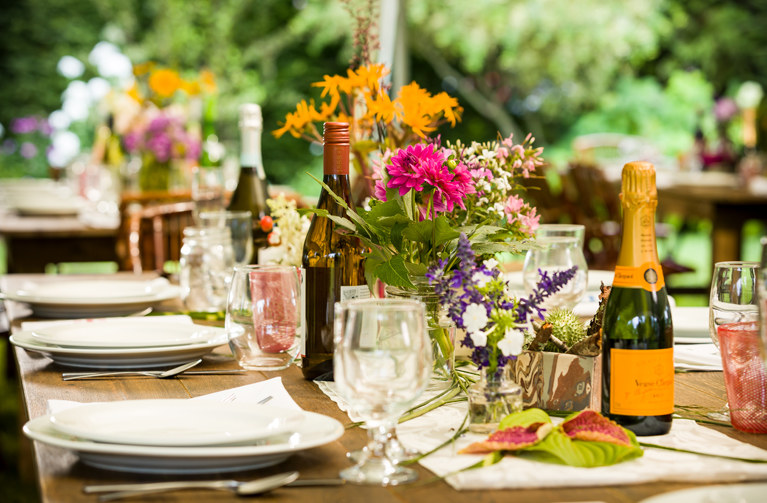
[{"xmin": 543, "ymin": 308, "xmax": 587, "ymax": 353}]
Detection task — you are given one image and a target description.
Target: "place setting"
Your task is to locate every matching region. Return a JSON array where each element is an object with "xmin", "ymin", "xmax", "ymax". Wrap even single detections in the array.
[{"xmin": 9, "ymin": 315, "xmax": 231, "ymax": 369}]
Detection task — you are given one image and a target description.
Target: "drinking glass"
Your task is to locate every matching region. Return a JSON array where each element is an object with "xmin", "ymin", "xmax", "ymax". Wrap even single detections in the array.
[
  {"xmin": 759, "ymin": 237, "xmax": 767, "ymax": 371},
  {"xmin": 708, "ymin": 261, "xmax": 761, "ymax": 425},
  {"xmin": 334, "ymin": 299, "xmax": 432, "ymax": 486},
  {"xmin": 199, "ymin": 210, "xmax": 254, "ymax": 265},
  {"xmin": 226, "ymin": 265, "xmax": 301, "ymax": 370},
  {"xmin": 192, "ymin": 165, "xmax": 226, "ymax": 221},
  {"xmin": 523, "ymin": 224, "xmax": 588, "ymax": 310}
]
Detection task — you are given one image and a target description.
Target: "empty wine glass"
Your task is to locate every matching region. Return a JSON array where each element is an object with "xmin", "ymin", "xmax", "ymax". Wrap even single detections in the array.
[
  {"xmin": 708, "ymin": 261, "xmax": 760, "ymax": 422},
  {"xmin": 523, "ymin": 224, "xmax": 588, "ymax": 310},
  {"xmin": 334, "ymin": 299, "xmax": 432, "ymax": 486}
]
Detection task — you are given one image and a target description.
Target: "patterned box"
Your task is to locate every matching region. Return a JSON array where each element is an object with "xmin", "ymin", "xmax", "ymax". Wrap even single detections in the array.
[{"xmin": 509, "ymin": 351, "xmax": 601, "ymax": 411}]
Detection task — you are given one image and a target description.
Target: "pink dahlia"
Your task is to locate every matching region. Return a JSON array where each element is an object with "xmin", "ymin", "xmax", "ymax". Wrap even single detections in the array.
[{"xmin": 386, "ymin": 143, "xmax": 435, "ymax": 196}]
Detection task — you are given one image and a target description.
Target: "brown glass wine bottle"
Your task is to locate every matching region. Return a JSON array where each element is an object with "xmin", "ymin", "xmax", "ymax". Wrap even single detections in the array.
[
  {"xmin": 227, "ymin": 103, "xmax": 270, "ymax": 263},
  {"xmin": 301, "ymin": 122, "xmax": 369, "ymax": 381},
  {"xmin": 601, "ymin": 161, "xmax": 674, "ymax": 436}
]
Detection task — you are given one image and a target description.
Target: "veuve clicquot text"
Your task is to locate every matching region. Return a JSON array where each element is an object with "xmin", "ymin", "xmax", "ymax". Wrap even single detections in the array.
[
  {"xmin": 601, "ymin": 161, "xmax": 674, "ymax": 436},
  {"xmin": 301, "ymin": 122, "xmax": 369, "ymax": 380},
  {"xmin": 227, "ymin": 103, "xmax": 270, "ymax": 262}
]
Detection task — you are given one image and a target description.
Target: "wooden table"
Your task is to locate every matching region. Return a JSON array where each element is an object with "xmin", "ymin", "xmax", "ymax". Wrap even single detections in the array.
[
  {"xmin": 4, "ymin": 275, "xmax": 767, "ymax": 502},
  {"xmin": 0, "ymin": 210, "xmax": 119, "ymax": 273}
]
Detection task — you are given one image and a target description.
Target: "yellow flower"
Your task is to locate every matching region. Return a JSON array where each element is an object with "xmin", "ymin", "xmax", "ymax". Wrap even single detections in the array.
[
  {"xmin": 200, "ymin": 69, "xmax": 217, "ymax": 93},
  {"xmin": 148, "ymin": 69, "xmax": 182, "ymax": 98}
]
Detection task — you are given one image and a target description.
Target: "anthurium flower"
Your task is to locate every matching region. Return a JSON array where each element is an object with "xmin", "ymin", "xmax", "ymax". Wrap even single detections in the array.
[
  {"xmin": 460, "ymin": 422, "xmax": 554, "ymax": 454},
  {"xmin": 560, "ymin": 410, "xmax": 633, "ymax": 447}
]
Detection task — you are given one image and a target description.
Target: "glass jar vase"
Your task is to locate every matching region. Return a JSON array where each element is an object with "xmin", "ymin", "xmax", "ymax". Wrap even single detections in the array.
[
  {"xmin": 385, "ymin": 278, "xmax": 456, "ymax": 381},
  {"xmin": 467, "ymin": 365, "xmax": 523, "ymax": 433},
  {"xmin": 179, "ymin": 226, "xmax": 234, "ymax": 312}
]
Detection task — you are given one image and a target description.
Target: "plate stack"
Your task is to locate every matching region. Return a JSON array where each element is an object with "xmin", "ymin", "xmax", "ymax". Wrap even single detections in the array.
[{"xmin": 23, "ymin": 399, "xmax": 344, "ymax": 473}]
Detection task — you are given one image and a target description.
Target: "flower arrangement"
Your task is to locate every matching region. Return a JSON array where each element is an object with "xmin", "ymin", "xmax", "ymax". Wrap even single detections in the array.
[
  {"xmin": 0, "ymin": 116, "xmax": 53, "ymax": 178},
  {"xmin": 274, "ymin": 63, "xmax": 463, "ymax": 200},
  {"xmin": 427, "ymin": 234, "xmax": 578, "ymax": 378},
  {"xmin": 261, "ymin": 193, "xmax": 312, "ymax": 267}
]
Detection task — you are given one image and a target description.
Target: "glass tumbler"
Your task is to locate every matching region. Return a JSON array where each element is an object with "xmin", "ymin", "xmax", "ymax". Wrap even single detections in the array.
[
  {"xmin": 179, "ymin": 226, "xmax": 234, "ymax": 312},
  {"xmin": 523, "ymin": 224, "xmax": 588, "ymax": 310},
  {"xmin": 199, "ymin": 210, "xmax": 254, "ymax": 266},
  {"xmin": 226, "ymin": 265, "xmax": 302, "ymax": 371}
]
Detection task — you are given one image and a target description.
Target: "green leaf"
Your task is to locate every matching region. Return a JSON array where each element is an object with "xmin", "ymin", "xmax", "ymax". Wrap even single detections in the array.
[
  {"xmin": 519, "ymin": 429, "xmax": 643, "ymax": 468},
  {"xmin": 404, "ymin": 262, "xmax": 429, "ymax": 277},
  {"xmin": 306, "ymin": 208, "xmax": 357, "ymax": 232},
  {"xmin": 470, "ymin": 241, "xmax": 529, "ymax": 256},
  {"xmin": 306, "ymin": 172, "xmax": 371, "ymax": 232},
  {"xmin": 499, "ymin": 408, "xmax": 552, "ymax": 429},
  {"xmin": 402, "ymin": 219, "xmax": 434, "ymax": 244},
  {"xmin": 433, "ymin": 216, "xmax": 461, "ymax": 246},
  {"xmin": 375, "ymin": 255, "xmax": 415, "ymax": 289}
]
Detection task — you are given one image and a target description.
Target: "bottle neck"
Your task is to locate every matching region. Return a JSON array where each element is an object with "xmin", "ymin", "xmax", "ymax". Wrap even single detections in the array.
[
  {"xmin": 617, "ymin": 200, "xmax": 659, "ymax": 267},
  {"xmin": 240, "ymin": 125, "xmax": 266, "ymax": 179},
  {"xmin": 323, "ymin": 142, "xmax": 349, "ymax": 176}
]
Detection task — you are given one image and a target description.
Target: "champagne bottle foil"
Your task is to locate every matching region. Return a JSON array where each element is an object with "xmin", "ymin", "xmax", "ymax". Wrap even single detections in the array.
[{"xmin": 620, "ymin": 161, "xmax": 657, "ymax": 207}]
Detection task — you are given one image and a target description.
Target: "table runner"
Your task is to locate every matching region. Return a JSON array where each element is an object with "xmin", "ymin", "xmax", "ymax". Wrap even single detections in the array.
[{"xmin": 317, "ymin": 380, "xmax": 767, "ymax": 490}]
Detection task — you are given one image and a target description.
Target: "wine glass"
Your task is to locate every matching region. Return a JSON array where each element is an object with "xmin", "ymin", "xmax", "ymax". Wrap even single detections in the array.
[
  {"xmin": 226, "ymin": 265, "xmax": 301, "ymax": 370},
  {"xmin": 708, "ymin": 261, "xmax": 760, "ymax": 422},
  {"xmin": 522, "ymin": 224, "xmax": 588, "ymax": 310},
  {"xmin": 334, "ymin": 299, "xmax": 432, "ymax": 485}
]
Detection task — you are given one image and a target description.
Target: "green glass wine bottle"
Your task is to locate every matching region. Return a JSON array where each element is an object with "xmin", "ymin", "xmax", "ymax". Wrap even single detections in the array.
[
  {"xmin": 301, "ymin": 122, "xmax": 369, "ymax": 381},
  {"xmin": 601, "ymin": 161, "xmax": 674, "ymax": 436}
]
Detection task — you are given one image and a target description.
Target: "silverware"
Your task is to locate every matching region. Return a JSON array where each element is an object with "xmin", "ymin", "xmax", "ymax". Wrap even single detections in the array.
[
  {"xmin": 83, "ymin": 472, "xmax": 344, "ymax": 500},
  {"xmin": 62, "ymin": 359, "xmax": 202, "ymax": 380}
]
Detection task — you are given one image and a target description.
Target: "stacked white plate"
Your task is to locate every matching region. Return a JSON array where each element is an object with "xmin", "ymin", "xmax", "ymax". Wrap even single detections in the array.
[
  {"xmin": 3, "ymin": 277, "xmax": 180, "ymax": 318},
  {"xmin": 23, "ymin": 399, "xmax": 344, "ymax": 473},
  {"xmin": 10, "ymin": 317, "xmax": 230, "ymax": 368}
]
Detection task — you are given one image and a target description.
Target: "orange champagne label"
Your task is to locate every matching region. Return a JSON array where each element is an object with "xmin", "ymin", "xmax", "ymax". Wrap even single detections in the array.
[
  {"xmin": 613, "ymin": 262, "xmax": 665, "ymax": 292},
  {"xmin": 610, "ymin": 347, "xmax": 674, "ymax": 416}
]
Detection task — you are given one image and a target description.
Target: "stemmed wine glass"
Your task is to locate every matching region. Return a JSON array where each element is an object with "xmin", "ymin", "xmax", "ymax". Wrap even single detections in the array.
[
  {"xmin": 334, "ymin": 298, "xmax": 432, "ymax": 485},
  {"xmin": 708, "ymin": 261, "xmax": 760, "ymax": 421}
]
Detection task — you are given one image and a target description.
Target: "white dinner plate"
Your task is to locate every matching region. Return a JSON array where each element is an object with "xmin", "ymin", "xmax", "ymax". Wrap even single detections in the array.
[
  {"xmin": 9, "ymin": 329, "xmax": 229, "ymax": 369},
  {"xmin": 31, "ymin": 320, "xmax": 221, "ymax": 349},
  {"xmin": 24, "ymin": 408, "xmax": 344, "ymax": 474},
  {"xmin": 3, "ymin": 278, "xmax": 180, "ymax": 318},
  {"xmin": 672, "ymin": 306, "xmax": 711, "ymax": 344},
  {"xmin": 49, "ymin": 400, "xmax": 304, "ymax": 447},
  {"xmin": 12, "ymin": 196, "xmax": 86, "ymax": 216},
  {"xmin": 639, "ymin": 483, "xmax": 767, "ymax": 503}
]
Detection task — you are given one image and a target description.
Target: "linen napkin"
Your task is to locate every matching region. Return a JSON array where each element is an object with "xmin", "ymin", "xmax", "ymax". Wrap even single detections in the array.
[
  {"xmin": 318, "ymin": 379, "xmax": 767, "ymax": 490},
  {"xmin": 46, "ymin": 377, "xmax": 301, "ymax": 416},
  {"xmin": 673, "ymin": 343, "xmax": 722, "ymax": 371}
]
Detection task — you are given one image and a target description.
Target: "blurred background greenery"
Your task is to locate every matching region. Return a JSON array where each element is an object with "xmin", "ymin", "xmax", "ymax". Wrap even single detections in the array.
[{"xmin": 1, "ymin": 0, "xmax": 766, "ymax": 191}]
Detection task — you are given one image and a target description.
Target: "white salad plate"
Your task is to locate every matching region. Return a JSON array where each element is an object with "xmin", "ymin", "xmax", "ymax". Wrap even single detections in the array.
[
  {"xmin": 3, "ymin": 278, "xmax": 180, "ymax": 318},
  {"xmin": 9, "ymin": 329, "xmax": 229, "ymax": 369},
  {"xmin": 12, "ymin": 195, "xmax": 87, "ymax": 216},
  {"xmin": 639, "ymin": 483, "xmax": 767, "ymax": 503},
  {"xmin": 24, "ymin": 407, "xmax": 344, "ymax": 474},
  {"xmin": 31, "ymin": 320, "xmax": 222, "ymax": 349},
  {"xmin": 49, "ymin": 400, "xmax": 304, "ymax": 447}
]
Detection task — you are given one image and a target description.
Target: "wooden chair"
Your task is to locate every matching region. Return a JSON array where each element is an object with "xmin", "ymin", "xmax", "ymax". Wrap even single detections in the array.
[{"xmin": 125, "ymin": 201, "xmax": 195, "ymax": 274}]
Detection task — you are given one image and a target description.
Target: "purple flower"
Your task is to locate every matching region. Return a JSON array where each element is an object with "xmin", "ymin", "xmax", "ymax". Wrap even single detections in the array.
[
  {"xmin": 20, "ymin": 142, "xmax": 38, "ymax": 159},
  {"xmin": 11, "ymin": 116, "xmax": 38, "ymax": 134},
  {"xmin": 1, "ymin": 139, "xmax": 16, "ymax": 154}
]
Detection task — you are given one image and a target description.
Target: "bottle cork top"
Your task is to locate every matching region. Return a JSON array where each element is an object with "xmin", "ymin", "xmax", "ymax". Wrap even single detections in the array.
[
  {"xmin": 239, "ymin": 103, "xmax": 262, "ymax": 130},
  {"xmin": 621, "ymin": 161, "xmax": 657, "ymax": 204},
  {"xmin": 323, "ymin": 122, "xmax": 350, "ymax": 145}
]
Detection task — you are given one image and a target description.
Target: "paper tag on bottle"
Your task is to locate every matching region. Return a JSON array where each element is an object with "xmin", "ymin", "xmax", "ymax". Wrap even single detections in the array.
[
  {"xmin": 339, "ymin": 285, "xmax": 371, "ymax": 302},
  {"xmin": 610, "ymin": 347, "xmax": 674, "ymax": 416},
  {"xmin": 613, "ymin": 262, "xmax": 665, "ymax": 292}
]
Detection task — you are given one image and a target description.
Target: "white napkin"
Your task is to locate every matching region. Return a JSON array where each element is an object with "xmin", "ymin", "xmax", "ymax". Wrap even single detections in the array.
[
  {"xmin": 674, "ymin": 343, "xmax": 722, "ymax": 371},
  {"xmin": 21, "ymin": 314, "xmax": 194, "ymax": 332},
  {"xmin": 46, "ymin": 377, "xmax": 301, "ymax": 416},
  {"xmin": 318, "ymin": 379, "xmax": 767, "ymax": 490}
]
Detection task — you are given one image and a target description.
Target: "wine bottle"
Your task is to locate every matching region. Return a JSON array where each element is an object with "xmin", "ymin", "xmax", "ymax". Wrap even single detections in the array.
[
  {"xmin": 227, "ymin": 103, "xmax": 271, "ymax": 262},
  {"xmin": 301, "ymin": 122, "xmax": 369, "ymax": 380},
  {"xmin": 601, "ymin": 161, "xmax": 674, "ymax": 436}
]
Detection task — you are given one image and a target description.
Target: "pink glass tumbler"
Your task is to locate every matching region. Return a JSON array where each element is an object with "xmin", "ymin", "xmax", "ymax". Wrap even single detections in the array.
[{"xmin": 717, "ymin": 321, "xmax": 767, "ymax": 433}]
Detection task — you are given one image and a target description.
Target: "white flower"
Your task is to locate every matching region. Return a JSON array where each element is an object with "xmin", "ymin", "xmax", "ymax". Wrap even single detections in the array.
[
  {"xmin": 498, "ymin": 328, "xmax": 524, "ymax": 356},
  {"xmin": 483, "ymin": 258, "xmax": 499, "ymax": 271},
  {"xmin": 470, "ymin": 329, "xmax": 488, "ymax": 347},
  {"xmin": 472, "ymin": 271, "xmax": 491, "ymax": 288},
  {"xmin": 462, "ymin": 303, "xmax": 488, "ymax": 335}
]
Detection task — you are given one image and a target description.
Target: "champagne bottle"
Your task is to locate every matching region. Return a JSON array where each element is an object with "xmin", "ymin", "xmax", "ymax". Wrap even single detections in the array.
[
  {"xmin": 301, "ymin": 122, "xmax": 369, "ymax": 380},
  {"xmin": 601, "ymin": 161, "xmax": 674, "ymax": 436},
  {"xmin": 227, "ymin": 103, "xmax": 271, "ymax": 262}
]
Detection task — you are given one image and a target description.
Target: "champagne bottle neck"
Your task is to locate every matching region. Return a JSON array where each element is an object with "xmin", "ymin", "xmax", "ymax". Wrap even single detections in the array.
[
  {"xmin": 240, "ymin": 125, "xmax": 266, "ymax": 179},
  {"xmin": 617, "ymin": 196, "xmax": 659, "ymax": 267}
]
